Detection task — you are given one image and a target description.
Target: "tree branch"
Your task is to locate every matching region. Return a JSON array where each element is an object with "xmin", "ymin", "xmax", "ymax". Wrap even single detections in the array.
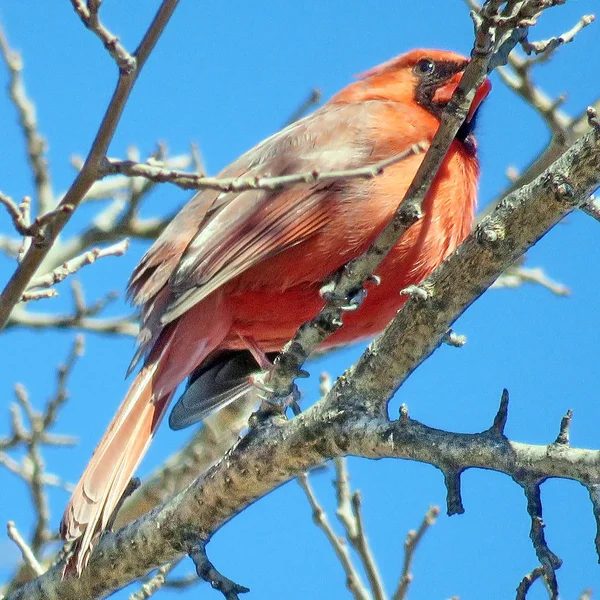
[
  {"xmin": 393, "ymin": 506, "xmax": 439, "ymax": 600},
  {"xmin": 9, "ymin": 389, "xmax": 600, "ymax": 600},
  {"xmin": 0, "ymin": 0, "xmax": 180, "ymax": 330},
  {"xmin": 103, "ymin": 144, "xmax": 427, "ymax": 193},
  {"xmin": 297, "ymin": 470, "xmax": 370, "ymax": 600},
  {"xmin": 69, "ymin": 0, "xmax": 136, "ymax": 73},
  {"xmin": 263, "ymin": 1, "xmax": 532, "ymax": 401},
  {"xmin": 0, "ymin": 23, "xmax": 54, "ymax": 216},
  {"xmin": 332, "ymin": 458, "xmax": 386, "ymax": 600},
  {"xmin": 333, "ymin": 122, "xmax": 599, "ymax": 418}
]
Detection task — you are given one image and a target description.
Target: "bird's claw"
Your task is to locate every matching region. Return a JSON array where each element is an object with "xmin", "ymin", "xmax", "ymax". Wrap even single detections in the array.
[
  {"xmin": 249, "ymin": 371, "xmax": 301, "ymax": 418},
  {"xmin": 249, "ymin": 370, "xmax": 274, "ymax": 396},
  {"xmin": 400, "ymin": 284, "xmax": 430, "ymax": 301},
  {"xmin": 340, "ymin": 287, "xmax": 368, "ymax": 311},
  {"xmin": 320, "ymin": 283, "xmax": 368, "ymax": 311}
]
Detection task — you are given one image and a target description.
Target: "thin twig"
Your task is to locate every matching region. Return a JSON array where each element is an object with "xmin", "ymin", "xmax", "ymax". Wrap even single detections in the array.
[
  {"xmin": 333, "ymin": 458, "xmax": 386, "ymax": 600},
  {"xmin": 522, "ymin": 14, "xmax": 595, "ymax": 56},
  {"xmin": 297, "ymin": 472, "xmax": 370, "ymax": 600},
  {"xmin": 6, "ymin": 522, "xmax": 44, "ymax": 577},
  {"xmin": 44, "ymin": 335, "xmax": 85, "ymax": 428},
  {"xmin": 393, "ymin": 506, "xmax": 440, "ymax": 600},
  {"xmin": 284, "ymin": 88, "xmax": 322, "ymax": 125},
  {"xmin": 128, "ymin": 561, "xmax": 182, "ymax": 600},
  {"xmin": 0, "ymin": 23, "xmax": 54, "ymax": 216},
  {"xmin": 471, "ymin": 2, "xmax": 598, "ymax": 211},
  {"xmin": 69, "ymin": 0, "xmax": 136, "ymax": 72},
  {"xmin": 491, "ymin": 265, "xmax": 570, "ymax": 296},
  {"xmin": 34, "ymin": 151, "xmax": 191, "ymax": 275},
  {"xmin": 26, "ymin": 238, "xmax": 129, "ymax": 292},
  {"xmin": 6, "ymin": 307, "xmax": 138, "ymax": 336},
  {"xmin": 0, "ymin": 0, "xmax": 181, "ymax": 330},
  {"xmin": 103, "ymin": 143, "xmax": 428, "ymax": 192}
]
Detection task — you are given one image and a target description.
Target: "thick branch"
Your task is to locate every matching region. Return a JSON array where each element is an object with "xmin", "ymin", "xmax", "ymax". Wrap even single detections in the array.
[
  {"xmin": 332, "ymin": 125, "xmax": 599, "ymax": 415},
  {"xmin": 9, "ymin": 401, "xmax": 600, "ymax": 600},
  {"xmin": 111, "ymin": 394, "xmax": 259, "ymax": 529}
]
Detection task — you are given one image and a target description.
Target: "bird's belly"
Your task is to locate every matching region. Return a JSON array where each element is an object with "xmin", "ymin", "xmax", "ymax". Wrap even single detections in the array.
[
  {"xmin": 220, "ymin": 142, "xmax": 476, "ymax": 354},
  {"xmin": 222, "ymin": 230, "xmax": 442, "ymax": 352}
]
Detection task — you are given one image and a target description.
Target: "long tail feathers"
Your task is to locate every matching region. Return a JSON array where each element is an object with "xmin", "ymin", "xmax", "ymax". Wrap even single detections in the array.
[
  {"xmin": 61, "ymin": 294, "xmax": 232, "ymax": 575},
  {"xmin": 60, "ymin": 356, "xmax": 173, "ymax": 575}
]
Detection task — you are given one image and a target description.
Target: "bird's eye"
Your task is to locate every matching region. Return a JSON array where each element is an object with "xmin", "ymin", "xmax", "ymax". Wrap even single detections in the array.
[{"xmin": 414, "ymin": 58, "xmax": 435, "ymax": 77}]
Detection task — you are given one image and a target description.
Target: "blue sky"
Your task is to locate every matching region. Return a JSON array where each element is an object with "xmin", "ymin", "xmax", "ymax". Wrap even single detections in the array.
[{"xmin": 1, "ymin": 1, "xmax": 599, "ymax": 599}]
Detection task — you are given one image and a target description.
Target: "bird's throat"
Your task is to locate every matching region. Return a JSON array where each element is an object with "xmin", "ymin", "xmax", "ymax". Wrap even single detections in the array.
[{"xmin": 456, "ymin": 108, "xmax": 480, "ymax": 155}]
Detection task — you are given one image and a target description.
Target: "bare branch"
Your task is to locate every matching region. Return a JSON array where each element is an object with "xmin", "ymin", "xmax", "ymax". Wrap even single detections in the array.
[
  {"xmin": 26, "ymin": 238, "xmax": 129, "ymax": 292},
  {"xmin": 581, "ymin": 195, "xmax": 600, "ymax": 224},
  {"xmin": 521, "ymin": 14, "xmax": 595, "ymax": 56},
  {"xmin": 2, "ymin": 337, "xmax": 83, "ymax": 592},
  {"xmin": 34, "ymin": 151, "xmax": 192, "ymax": 275},
  {"xmin": 45, "ymin": 334, "xmax": 85, "ymax": 428},
  {"xmin": 515, "ymin": 566, "xmax": 548, "ymax": 600},
  {"xmin": 0, "ymin": 0, "xmax": 181, "ymax": 331},
  {"xmin": 6, "ymin": 522, "xmax": 44, "ymax": 577},
  {"xmin": 479, "ymin": 8, "xmax": 598, "ymax": 210},
  {"xmin": 6, "ymin": 306, "xmax": 138, "ymax": 337},
  {"xmin": 393, "ymin": 506, "xmax": 440, "ymax": 600},
  {"xmin": 332, "ymin": 123, "xmax": 599, "ymax": 418},
  {"xmin": 103, "ymin": 143, "xmax": 428, "ymax": 193},
  {"xmin": 18, "ymin": 288, "xmax": 58, "ymax": 302},
  {"xmin": 297, "ymin": 471, "xmax": 370, "ymax": 600},
  {"xmin": 69, "ymin": 0, "xmax": 136, "ymax": 72},
  {"xmin": 0, "ymin": 192, "xmax": 29, "ymax": 236},
  {"xmin": 284, "ymin": 88, "xmax": 322, "ymax": 125},
  {"xmin": 189, "ymin": 540, "xmax": 249, "ymax": 600},
  {"xmin": 332, "ymin": 458, "xmax": 386, "ymax": 600},
  {"xmin": 0, "ymin": 23, "xmax": 54, "ymax": 215},
  {"xmin": 10, "ymin": 395, "xmax": 600, "ymax": 599},
  {"xmin": 128, "ymin": 560, "xmax": 182, "ymax": 600},
  {"xmin": 491, "ymin": 265, "xmax": 570, "ymax": 296}
]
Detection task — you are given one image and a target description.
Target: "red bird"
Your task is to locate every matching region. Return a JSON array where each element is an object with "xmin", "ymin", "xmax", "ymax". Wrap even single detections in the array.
[{"xmin": 61, "ymin": 48, "xmax": 491, "ymax": 572}]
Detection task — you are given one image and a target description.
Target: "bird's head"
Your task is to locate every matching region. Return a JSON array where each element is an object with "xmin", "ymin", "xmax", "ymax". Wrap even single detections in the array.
[{"xmin": 332, "ymin": 48, "xmax": 491, "ymax": 149}]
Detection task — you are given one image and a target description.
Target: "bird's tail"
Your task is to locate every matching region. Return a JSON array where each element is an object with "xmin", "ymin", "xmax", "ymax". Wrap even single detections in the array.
[
  {"xmin": 59, "ymin": 341, "xmax": 174, "ymax": 576},
  {"xmin": 60, "ymin": 293, "xmax": 232, "ymax": 575}
]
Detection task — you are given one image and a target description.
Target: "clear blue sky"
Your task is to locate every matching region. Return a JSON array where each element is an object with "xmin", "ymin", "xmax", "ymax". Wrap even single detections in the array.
[{"xmin": 1, "ymin": 2, "xmax": 599, "ymax": 599}]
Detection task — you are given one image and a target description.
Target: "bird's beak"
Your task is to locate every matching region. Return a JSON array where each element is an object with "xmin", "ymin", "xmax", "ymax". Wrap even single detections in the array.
[{"xmin": 432, "ymin": 74, "xmax": 492, "ymax": 122}]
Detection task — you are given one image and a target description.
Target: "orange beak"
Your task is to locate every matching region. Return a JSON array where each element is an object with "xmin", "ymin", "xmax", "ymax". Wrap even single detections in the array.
[{"xmin": 432, "ymin": 74, "xmax": 492, "ymax": 122}]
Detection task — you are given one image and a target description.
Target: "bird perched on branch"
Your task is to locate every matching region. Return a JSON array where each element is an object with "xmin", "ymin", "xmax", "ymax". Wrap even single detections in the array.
[{"xmin": 61, "ymin": 48, "xmax": 491, "ymax": 573}]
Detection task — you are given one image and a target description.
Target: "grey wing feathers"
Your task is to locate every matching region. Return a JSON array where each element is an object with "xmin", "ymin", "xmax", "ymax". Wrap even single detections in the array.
[{"xmin": 169, "ymin": 350, "xmax": 273, "ymax": 430}]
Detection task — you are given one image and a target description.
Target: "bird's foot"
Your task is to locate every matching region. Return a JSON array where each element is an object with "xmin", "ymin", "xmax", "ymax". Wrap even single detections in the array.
[
  {"xmin": 238, "ymin": 334, "xmax": 273, "ymax": 370},
  {"xmin": 320, "ymin": 282, "xmax": 367, "ymax": 312},
  {"xmin": 249, "ymin": 370, "xmax": 302, "ymax": 420},
  {"xmin": 400, "ymin": 284, "xmax": 430, "ymax": 300},
  {"xmin": 320, "ymin": 270, "xmax": 380, "ymax": 311}
]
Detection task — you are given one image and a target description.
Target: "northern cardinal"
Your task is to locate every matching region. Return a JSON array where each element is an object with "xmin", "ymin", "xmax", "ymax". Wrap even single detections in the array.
[{"xmin": 61, "ymin": 48, "xmax": 491, "ymax": 573}]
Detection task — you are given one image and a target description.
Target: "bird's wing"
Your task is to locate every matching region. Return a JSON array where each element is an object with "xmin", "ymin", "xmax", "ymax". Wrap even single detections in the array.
[{"xmin": 129, "ymin": 103, "xmax": 376, "ymax": 324}]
